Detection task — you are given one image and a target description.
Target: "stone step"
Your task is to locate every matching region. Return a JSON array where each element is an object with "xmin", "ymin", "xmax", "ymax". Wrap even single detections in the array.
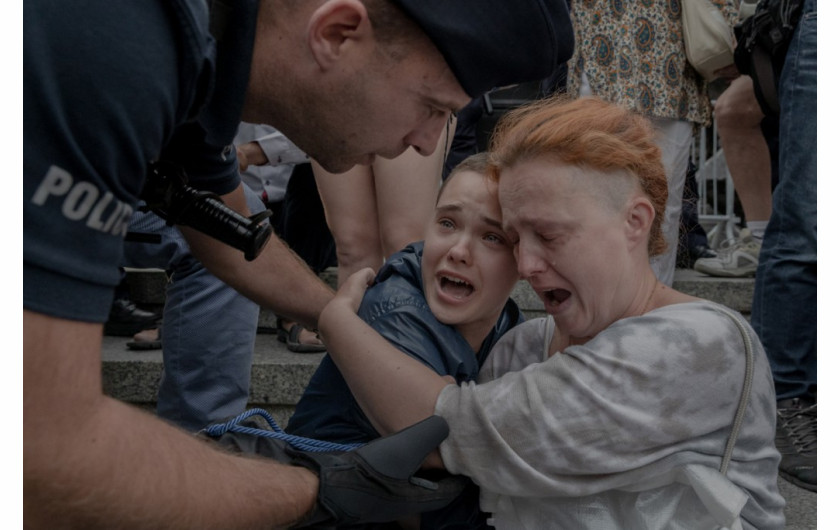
[{"xmin": 102, "ymin": 333, "xmax": 322, "ymax": 426}]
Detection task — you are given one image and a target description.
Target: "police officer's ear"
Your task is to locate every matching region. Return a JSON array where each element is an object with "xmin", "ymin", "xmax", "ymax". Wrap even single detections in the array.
[{"xmin": 307, "ymin": 0, "xmax": 375, "ymax": 70}]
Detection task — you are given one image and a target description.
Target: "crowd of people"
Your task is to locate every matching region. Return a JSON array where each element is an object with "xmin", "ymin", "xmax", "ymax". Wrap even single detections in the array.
[{"xmin": 23, "ymin": 0, "xmax": 815, "ymax": 527}]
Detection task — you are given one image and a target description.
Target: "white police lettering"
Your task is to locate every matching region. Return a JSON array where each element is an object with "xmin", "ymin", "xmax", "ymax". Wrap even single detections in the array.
[
  {"xmin": 62, "ymin": 181, "xmax": 98, "ymax": 220},
  {"xmin": 31, "ymin": 165, "xmax": 134, "ymax": 237}
]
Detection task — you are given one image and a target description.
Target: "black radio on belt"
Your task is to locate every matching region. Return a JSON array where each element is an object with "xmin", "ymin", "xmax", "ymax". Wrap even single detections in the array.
[{"xmin": 140, "ymin": 160, "xmax": 273, "ymax": 261}]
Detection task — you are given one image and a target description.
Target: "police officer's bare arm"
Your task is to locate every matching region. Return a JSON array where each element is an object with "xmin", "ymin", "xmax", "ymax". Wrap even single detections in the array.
[
  {"xmin": 181, "ymin": 182, "xmax": 335, "ymax": 330},
  {"xmin": 23, "ymin": 310, "xmax": 318, "ymax": 528}
]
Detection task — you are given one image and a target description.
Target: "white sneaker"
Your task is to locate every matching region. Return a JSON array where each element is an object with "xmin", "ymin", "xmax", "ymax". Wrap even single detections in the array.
[{"xmin": 693, "ymin": 228, "xmax": 761, "ymax": 278}]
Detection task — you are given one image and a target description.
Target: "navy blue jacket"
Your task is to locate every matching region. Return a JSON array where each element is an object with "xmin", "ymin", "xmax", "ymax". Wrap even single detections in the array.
[
  {"xmin": 288, "ymin": 242, "xmax": 522, "ymax": 529},
  {"xmin": 287, "ymin": 241, "xmax": 523, "ymax": 443}
]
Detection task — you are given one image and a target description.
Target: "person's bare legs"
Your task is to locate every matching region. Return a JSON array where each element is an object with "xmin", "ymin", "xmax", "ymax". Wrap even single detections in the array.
[
  {"xmin": 715, "ymin": 75, "xmax": 772, "ymax": 225},
  {"xmin": 374, "ymin": 123, "xmax": 452, "ymax": 258},
  {"xmin": 693, "ymin": 75, "xmax": 771, "ymax": 278},
  {"xmin": 313, "ymin": 162, "xmax": 382, "ymax": 287},
  {"xmin": 313, "ymin": 124, "xmax": 453, "ymax": 287}
]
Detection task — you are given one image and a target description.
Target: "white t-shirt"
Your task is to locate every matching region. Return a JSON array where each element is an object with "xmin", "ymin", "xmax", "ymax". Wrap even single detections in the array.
[{"xmin": 435, "ymin": 301, "xmax": 786, "ymax": 529}]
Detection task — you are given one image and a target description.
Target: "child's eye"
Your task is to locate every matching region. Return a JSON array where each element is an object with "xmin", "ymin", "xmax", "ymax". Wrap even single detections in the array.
[
  {"xmin": 438, "ymin": 218, "xmax": 455, "ymax": 230},
  {"xmin": 484, "ymin": 232, "xmax": 505, "ymax": 245}
]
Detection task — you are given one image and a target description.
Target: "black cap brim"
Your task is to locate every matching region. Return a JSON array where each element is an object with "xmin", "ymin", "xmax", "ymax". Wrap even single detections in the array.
[{"xmin": 391, "ymin": 0, "xmax": 575, "ymax": 98}]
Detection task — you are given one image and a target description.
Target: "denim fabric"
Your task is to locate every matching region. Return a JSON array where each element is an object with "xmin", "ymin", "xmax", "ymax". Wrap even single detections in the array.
[
  {"xmin": 751, "ymin": 0, "xmax": 817, "ymax": 401},
  {"xmin": 123, "ymin": 185, "xmax": 264, "ymax": 431}
]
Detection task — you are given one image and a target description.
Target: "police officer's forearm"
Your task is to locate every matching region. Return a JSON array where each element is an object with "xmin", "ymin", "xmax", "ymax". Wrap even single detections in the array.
[
  {"xmin": 23, "ymin": 310, "xmax": 318, "ymax": 528},
  {"xmin": 181, "ymin": 184, "xmax": 334, "ymax": 329}
]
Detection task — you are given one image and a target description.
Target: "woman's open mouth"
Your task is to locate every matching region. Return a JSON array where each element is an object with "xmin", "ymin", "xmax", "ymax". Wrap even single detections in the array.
[{"xmin": 543, "ymin": 288, "xmax": 571, "ymax": 308}]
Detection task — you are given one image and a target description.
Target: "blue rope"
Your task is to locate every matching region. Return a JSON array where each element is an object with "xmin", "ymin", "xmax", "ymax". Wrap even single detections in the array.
[{"xmin": 204, "ymin": 408, "xmax": 364, "ymax": 453}]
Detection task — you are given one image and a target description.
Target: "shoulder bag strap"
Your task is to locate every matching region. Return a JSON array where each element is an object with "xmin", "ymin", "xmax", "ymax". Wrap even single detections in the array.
[{"xmin": 715, "ymin": 307, "xmax": 756, "ymax": 476}]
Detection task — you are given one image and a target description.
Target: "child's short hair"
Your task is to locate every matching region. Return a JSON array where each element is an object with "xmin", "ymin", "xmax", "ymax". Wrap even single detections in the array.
[{"xmin": 437, "ymin": 152, "xmax": 492, "ymax": 204}]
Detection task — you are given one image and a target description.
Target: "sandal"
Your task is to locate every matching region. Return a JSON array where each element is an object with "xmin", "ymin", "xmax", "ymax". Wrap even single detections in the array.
[
  {"xmin": 127, "ymin": 327, "xmax": 162, "ymax": 350},
  {"xmin": 277, "ymin": 323, "xmax": 326, "ymax": 353}
]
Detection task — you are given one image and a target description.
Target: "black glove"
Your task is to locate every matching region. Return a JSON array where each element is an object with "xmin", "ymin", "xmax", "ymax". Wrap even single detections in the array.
[{"xmin": 206, "ymin": 415, "xmax": 468, "ymax": 528}]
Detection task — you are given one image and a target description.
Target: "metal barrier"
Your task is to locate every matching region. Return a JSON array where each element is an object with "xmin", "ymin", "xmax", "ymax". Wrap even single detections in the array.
[{"xmin": 690, "ymin": 110, "xmax": 741, "ymax": 249}]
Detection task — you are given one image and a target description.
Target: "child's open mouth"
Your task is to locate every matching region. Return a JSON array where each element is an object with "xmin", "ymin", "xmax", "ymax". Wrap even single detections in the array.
[{"xmin": 439, "ymin": 275, "xmax": 475, "ymax": 300}]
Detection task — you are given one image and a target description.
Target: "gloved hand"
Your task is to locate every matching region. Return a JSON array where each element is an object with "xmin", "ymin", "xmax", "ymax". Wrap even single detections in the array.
[{"xmin": 206, "ymin": 415, "xmax": 467, "ymax": 528}]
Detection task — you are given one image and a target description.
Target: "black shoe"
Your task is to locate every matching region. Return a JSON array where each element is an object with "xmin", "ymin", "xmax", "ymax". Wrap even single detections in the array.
[
  {"xmin": 775, "ymin": 397, "xmax": 817, "ymax": 492},
  {"xmin": 104, "ymin": 298, "xmax": 161, "ymax": 337}
]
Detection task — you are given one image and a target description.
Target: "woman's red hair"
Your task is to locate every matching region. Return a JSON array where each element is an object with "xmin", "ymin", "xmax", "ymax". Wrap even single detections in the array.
[{"xmin": 488, "ymin": 95, "xmax": 668, "ymax": 256}]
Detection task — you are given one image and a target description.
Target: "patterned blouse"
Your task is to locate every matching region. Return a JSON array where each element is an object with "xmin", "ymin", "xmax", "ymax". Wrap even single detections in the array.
[{"xmin": 566, "ymin": 0, "xmax": 739, "ymax": 127}]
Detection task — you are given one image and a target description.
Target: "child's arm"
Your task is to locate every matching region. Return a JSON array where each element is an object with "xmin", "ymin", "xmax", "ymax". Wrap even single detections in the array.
[{"xmin": 319, "ymin": 268, "xmax": 451, "ymax": 459}]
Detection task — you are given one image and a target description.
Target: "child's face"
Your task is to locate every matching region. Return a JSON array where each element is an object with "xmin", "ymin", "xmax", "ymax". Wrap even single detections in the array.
[{"xmin": 421, "ymin": 169, "xmax": 520, "ymax": 349}]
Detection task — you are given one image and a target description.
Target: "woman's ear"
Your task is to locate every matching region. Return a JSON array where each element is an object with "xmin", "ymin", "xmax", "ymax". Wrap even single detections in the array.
[
  {"xmin": 624, "ymin": 195, "xmax": 655, "ymax": 251},
  {"xmin": 307, "ymin": 0, "xmax": 373, "ymax": 70}
]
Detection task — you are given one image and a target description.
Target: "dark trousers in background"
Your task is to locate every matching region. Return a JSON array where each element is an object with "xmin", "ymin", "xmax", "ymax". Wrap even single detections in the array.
[{"xmin": 269, "ymin": 163, "xmax": 336, "ymax": 275}]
